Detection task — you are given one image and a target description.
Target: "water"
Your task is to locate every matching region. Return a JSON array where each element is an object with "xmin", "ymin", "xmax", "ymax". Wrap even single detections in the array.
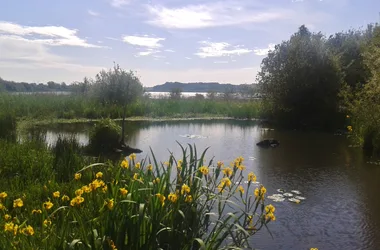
[{"xmin": 26, "ymin": 120, "xmax": 380, "ymax": 250}]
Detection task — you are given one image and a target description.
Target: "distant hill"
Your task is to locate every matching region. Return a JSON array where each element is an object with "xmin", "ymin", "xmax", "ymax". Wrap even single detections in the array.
[{"xmin": 145, "ymin": 82, "xmax": 257, "ymax": 93}]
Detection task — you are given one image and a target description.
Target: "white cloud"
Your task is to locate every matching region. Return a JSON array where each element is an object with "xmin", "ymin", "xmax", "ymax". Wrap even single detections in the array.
[
  {"xmin": 164, "ymin": 49, "xmax": 175, "ymax": 52},
  {"xmin": 0, "ymin": 21, "xmax": 102, "ymax": 48},
  {"xmin": 135, "ymin": 49, "xmax": 160, "ymax": 57},
  {"xmin": 214, "ymin": 61, "xmax": 229, "ymax": 64},
  {"xmin": 110, "ymin": 0, "xmax": 131, "ymax": 8},
  {"xmin": 185, "ymin": 57, "xmax": 192, "ymax": 59},
  {"xmin": 122, "ymin": 35, "xmax": 165, "ymax": 48},
  {"xmin": 146, "ymin": 1, "xmax": 292, "ymax": 29},
  {"xmin": 253, "ymin": 43, "xmax": 276, "ymax": 56},
  {"xmin": 195, "ymin": 41, "xmax": 251, "ymax": 58},
  {"xmin": 88, "ymin": 10, "xmax": 100, "ymax": 16},
  {"xmin": 0, "ymin": 35, "xmax": 104, "ymax": 82}
]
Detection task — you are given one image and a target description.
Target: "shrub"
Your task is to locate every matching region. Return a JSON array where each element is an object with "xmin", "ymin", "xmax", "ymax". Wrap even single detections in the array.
[{"xmin": 88, "ymin": 119, "xmax": 121, "ymax": 155}]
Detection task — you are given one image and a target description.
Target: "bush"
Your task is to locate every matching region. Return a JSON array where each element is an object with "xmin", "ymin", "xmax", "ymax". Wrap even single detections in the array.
[
  {"xmin": 0, "ymin": 112, "xmax": 17, "ymax": 141},
  {"xmin": 88, "ymin": 119, "xmax": 121, "ymax": 155},
  {"xmin": 0, "ymin": 144, "xmax": 275, "ymax": 249}
]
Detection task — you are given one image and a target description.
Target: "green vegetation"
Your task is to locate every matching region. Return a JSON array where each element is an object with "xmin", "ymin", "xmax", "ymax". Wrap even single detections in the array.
[{"xmin": 0, "ymin": 143, "xmax": 275, "ymax": 249}]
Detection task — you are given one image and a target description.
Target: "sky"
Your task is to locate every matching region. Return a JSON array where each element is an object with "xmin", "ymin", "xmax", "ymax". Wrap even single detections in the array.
[{"xmin": 0, "ymin": 0, "xmax": 379, "ymax": 87}]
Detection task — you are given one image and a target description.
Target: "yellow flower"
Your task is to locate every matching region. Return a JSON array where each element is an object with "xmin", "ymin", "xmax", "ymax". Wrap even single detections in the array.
[
  {"xmin": 43, "ymin": 200, "xmax": 54, "ymax": 210},
  {"xmin": 153, "ymin": 177, "xmax": 160, "ymax": 184},
  {"xmin": 13, "ymin": 224, "xmax": 18, "ymax": 236},
  {"xmin": 168, "ymin": 193, "xmax": 178, "ymax": 203},
  {"xmin": 53, "ymin": 191, "xmax": 60, "ymax": 198},
  {"xmin": 119, "ymin": 188, "xmax": 128, "ymax": 196},
  {"xmin": 4, "ymin": 214, "xmax": 11, "ymax": 221},
  {"xmin": 218, "ymin": 177, "xmax": 232, "ymax": 192},
  {"xmin": 217, "ymin": 161, "xmax": 224, "ymax": 168},
  {"xmin": 265, "ymin": 212, "xmax": 276, "ymax": 221},
  {"xmin": 347, "ymin": 125, "xmax": 353, "ymax": 132},
  {"xmin": 185, "ymin": 195, "xmax": 193, "ymax": 203},
  {"xmin": 70, "ymin": 196, "xmax": 85, "ymax": 207},
  {"xmin": 181, "ymin": 184, "xmax": 191, "ymax": 195},
  {"xmin": 102, "ymin": 185, "xmax": 108, "ymax": 193},
  {"xmin": 133, "ymin": 173, "xmax": 139, "ymax": 180},
  {"xmin": 89, "ymin": 179, "xmax": 105, "ymax": 191},
  {"xmin": 13, "ymin": 198, "xmax": 23, "ymax": 208},
  {"xmin": 96, "ymin": 172, "xmax": 103, "ymax": 179},
  {"xmin": 61, "ymin": 195, "xmax": 70, "ymax": 202},
  {"xmin": 105, "ymin": 199, "xmax": 114, "ymax": 210},
  {"xmin": 74, "ymin": 173, "xmax": 82, "ymax": 180},
  {"xmin": 0, "ymin": 203, "xmax": 4, "ymax": 210},
  {"xmin": 254, "ymin": 188, "xmax": 259, "ymax": 197},
  {"xmin": 75, "ymin": 189, "xmax": 84, "ymax": 196},
  {"xmin": 0, "ymin": 192, "xmax": 7, "ymax": 199},
  {"xmin": 32, "ymin": 209, "xmax": 42, "ymax": 214},
  {"xmin": 155, "ymin": 193, "xmax": 166, "ymax": 206},
  {"xmin": 4, "ymin": 222, "xmax": 14, "ymax": 232},
  {"xmin": 238, "ymin": 185, "xmax": 245, "ymax": 194},
  {"xmin": 147, "ymin": 164, "xmax": 153, "ymax": 171},
  {"xmin": 260, "ymin": 186, "xmax": 267, "ymax": 195},
  {"xmin": 43, "ymin": 219, "xmax": 52, "ymax": 227},
  {"xmin": 163, "ymin": 161, "xmax": 170, "ymax": 166},
  {"xmin": 22, "ymin": 225, "xmax": 34, "ymax": 236},
  {"xmin": 81, "ymin": 185, "xmax": 91, "ymax": 193},
  {"xmin": 222, "ymin": 167, "xmax": 233, "ymax": 177},
  {"xmin": 121, "ymin": 159, "xmax": 129, "ymax": 169},
  {"xmin": 199, "ymin": 166, "xmax": 209, "ymax": 175},
  {"xmin": 129, "ymin": 153, "xmax": 136, "ymax": 161},
  {"xmin": 310, "ymin": 248, "xmax": 319, "ymax": 250},
  {"xmin": 265, "ymin": 204, "xmax": 275, "ymax": 213},
  {"xmin": 135, "ymin": 162, "xmax": 141, "ymax": 169},
  {"xmin": 247, "ymin": 172, "xmax": 257, "ymax": 182}
]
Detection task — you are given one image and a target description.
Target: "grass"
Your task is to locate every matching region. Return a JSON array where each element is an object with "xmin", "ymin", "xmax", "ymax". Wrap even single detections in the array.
[
  {"xmin": 0, "ymin": 143, "xmax": 276, "ymax": 249},
  {"xmin": 0, "ymin": 93, "xmax": 263, "ymax": 124}
]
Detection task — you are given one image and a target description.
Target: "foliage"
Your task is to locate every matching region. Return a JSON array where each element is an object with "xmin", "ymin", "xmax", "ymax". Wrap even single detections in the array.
[
  {"xmin": 0, "ymin": 112, "xmax": 16, "ymax": 141},
  {"xmin": 90, "ymin": 65, "xmax": 144, "ymax": 106},
  {"xmin": 169, "ymin": 88, "xmax": 182, "ymax": 100},
  {"xmin": 53, "ymin": 136, "xmax": 84, "ymax": 182},
  {"xmin": 341, "ymin": 25, "xmax": 380, "ymax": 154},
  {"xmin": 88, "ymin": 119, "xmax": 122, "ymax": 155},
  {"xmin": 0, "ymin": 144, "xmax": 275, "ymax": 249},
  {"xmin": 257, "ymin": 25, "xmax": 343, "ymax": 130}
]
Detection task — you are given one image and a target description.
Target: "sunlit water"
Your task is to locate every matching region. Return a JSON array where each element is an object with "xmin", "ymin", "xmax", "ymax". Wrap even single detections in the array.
[{"xmin": 25, "ymin": 120, "xmax": 380, "ymax": 250}]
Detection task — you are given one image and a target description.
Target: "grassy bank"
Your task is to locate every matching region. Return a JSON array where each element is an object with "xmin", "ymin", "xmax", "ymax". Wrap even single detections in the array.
[{"xmin": 0, "ymin": 94, "xmax": 263, "ymax": 122}]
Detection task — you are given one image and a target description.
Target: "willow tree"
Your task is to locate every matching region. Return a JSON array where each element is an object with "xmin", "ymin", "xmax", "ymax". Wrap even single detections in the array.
[
  {"xmin": 91, "ymin": 64, "xmax": 143, "ymax": 144},
  {"xmin": 257, "ymin": 25, "xmax": 343, "ymax": 130}
]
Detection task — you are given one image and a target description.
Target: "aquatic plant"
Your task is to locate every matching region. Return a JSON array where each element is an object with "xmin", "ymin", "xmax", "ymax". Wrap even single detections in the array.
[{"xmin": 0, "ymin": 144, "xmax": 275, "ymax": 249}]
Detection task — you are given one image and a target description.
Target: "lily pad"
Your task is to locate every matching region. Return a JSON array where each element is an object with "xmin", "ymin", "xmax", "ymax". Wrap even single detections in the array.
[
  {"xmin": 291, "ymin": 190, "xmax": 301, "ymax": 195},
  {"xmin": 277, "ymin": 189, "xmax": 285, "ymax": 193},
  {"xmin": 267, "ymin": 196, "xmax": 285, "ymax": 202},
  {"xmin": 283, "ymin": 193, "xmax": 293, "ymax": 197},
  {"xmin": 295, "ymin": 196, "xmax": 306, "ymax": 200},
  {"xmin": 288, "ymin": 198, "xmax": 301, "ymax": 203}
]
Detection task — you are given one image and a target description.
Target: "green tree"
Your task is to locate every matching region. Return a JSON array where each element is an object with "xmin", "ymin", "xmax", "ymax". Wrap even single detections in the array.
[
  {"xmin": 257, "ymin": 25, "xmax": 343, "ymax": 130},
  {"xmin": 169, "ymin": 87, "xmax": 182, "ymax": 99},
  {"xmin": 344, "ymin": 25, "xmax": 380, "ymax": 153},
  {"xmin": 91, "ymin": 64, "xmax": 143, "ymax": 143}
]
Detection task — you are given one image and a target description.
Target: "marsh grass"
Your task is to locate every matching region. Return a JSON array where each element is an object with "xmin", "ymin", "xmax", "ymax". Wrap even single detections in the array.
[
  {"xmin": 0, "ymin": 144, "xmax": 275, "ymax": 249},
  {"xmin": 0, "ymin": 112, "xmax": 17, "ymax": 141},
  {"xmin": 0, "ymin": 93, "xmax": 263, "ymax": 122}
]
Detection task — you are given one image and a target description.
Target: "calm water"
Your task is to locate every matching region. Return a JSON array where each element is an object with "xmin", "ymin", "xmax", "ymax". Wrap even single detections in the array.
[{"xmin": 27, "ymin": 120, "xmax": 380, "ymax": 250}]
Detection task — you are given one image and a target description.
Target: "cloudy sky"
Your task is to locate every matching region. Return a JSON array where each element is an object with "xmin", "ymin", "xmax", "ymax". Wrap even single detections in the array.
[{"xmin": 0, "ymin": 0, "xmax": 379, "ymax": 86}]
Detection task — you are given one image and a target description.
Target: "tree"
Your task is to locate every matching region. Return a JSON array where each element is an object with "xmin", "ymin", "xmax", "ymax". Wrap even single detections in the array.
[
  {"xmin": 344, "ymin": 25, "xmax": 380, "ymax": 153},
  {"xmin": 169, "ymin": 88, "xmax": 182, "ymax": 99},
  {"xmin": 91, "ymin": 64, "xmax": 144, "ymax": 144},
  {"xmin": 257, "ymin": 25, "xmax": 343, "ymax": 130}
]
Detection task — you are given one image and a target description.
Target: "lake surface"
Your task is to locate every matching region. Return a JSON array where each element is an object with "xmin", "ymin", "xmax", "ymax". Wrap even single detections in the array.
[{"xmin": 26, "ymin": 120, "xmax": 380, "ymax": 250}]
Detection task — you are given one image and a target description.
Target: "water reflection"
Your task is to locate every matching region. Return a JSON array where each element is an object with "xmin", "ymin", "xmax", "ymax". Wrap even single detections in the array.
[{"xmin": 24, "ymin": 120, "xmax": 380, "ymax": 249}]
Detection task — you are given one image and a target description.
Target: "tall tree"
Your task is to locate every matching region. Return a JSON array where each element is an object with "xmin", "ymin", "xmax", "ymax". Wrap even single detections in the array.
[
  {"xmin": 91, "ymin": 64, "xmax": 144, "ymax": 144},
  {"xmin": 257, "ymin": 25, "xmax": 343, "ymax": 130}
]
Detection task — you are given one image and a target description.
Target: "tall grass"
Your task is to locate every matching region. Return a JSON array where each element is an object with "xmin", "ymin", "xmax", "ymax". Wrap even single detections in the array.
[
  {"xmin": 0, "ymin": 93, "xmax": 263, "ymax": 121},
  {"xmin": 0, "ymin": 112, "xmax": 17, "ymax": 141},
  {"xmin": 0, "ymin": 144, "xmax": 276, "ymax": 249}
]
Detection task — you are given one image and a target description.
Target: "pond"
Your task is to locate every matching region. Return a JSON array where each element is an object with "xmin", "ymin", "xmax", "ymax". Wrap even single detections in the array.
[{"xmin": 25, "ymin": 119, "xmax": 380, "ymax": 250}]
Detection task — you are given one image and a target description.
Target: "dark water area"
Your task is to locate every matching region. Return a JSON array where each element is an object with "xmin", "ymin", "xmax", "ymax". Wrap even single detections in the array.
[{"xmin": 24, "ymin": 120, "xmax": 380, "ymax": 250}]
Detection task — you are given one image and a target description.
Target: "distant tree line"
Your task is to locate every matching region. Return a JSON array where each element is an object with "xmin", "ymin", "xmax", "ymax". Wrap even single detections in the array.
[
  {"xmin": 0, "ymin": 78, "xmax": 77, "ymax": 92},
  {"xmin": 258, "ymin": 23, "xmax": 380, "ymax": 153}
]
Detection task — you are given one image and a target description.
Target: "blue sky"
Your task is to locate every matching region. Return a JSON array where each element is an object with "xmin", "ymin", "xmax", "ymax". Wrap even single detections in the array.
[{"xmin": 0, "ymin": 0, "xmax": 379, "ymax": 87}]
